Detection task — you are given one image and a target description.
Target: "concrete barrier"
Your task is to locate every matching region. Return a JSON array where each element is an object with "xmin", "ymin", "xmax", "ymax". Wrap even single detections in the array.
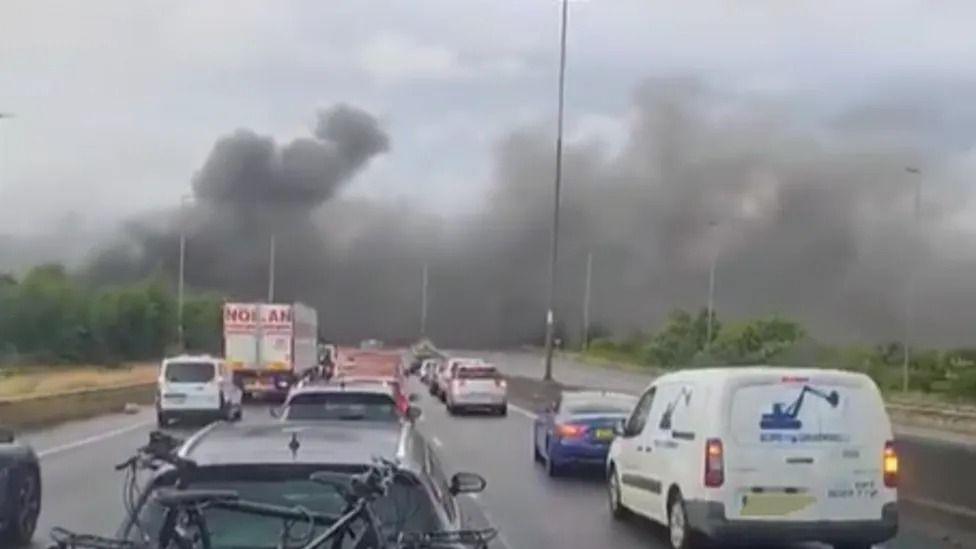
[{"xmin": 0, "ymin": 382, "xmax": 156, "ymax": 429}]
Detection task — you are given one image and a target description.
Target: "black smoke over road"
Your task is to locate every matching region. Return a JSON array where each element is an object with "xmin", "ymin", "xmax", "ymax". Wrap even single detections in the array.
[{"xmin": 85, "ymin": 81, "xmax": 976, "ymax": 347}]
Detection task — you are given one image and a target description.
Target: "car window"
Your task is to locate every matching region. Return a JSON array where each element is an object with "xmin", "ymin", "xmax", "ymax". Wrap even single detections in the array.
[
  {"xmin": 564, "ymin": 396, "xmax": 636, "ymax": 415},
  {"xmin": 425, "ymin": 446, "xmax": 457, "ymax": 522},
  {"xmin": 164, "ymin": 361, "xmax": 215, "ymax": 383},
  {"xmin": 624, "ymin": 387, "xmax": 656, "ymax": 436},
  {"xmin": 283, "ymin": 392, "xmax": 398, "ymax": 421}
]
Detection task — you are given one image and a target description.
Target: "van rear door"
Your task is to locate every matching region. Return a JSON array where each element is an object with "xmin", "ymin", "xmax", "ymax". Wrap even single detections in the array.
[{"xmin": 723, "ymin": 372, "xmax": 891, "ymax": 522}]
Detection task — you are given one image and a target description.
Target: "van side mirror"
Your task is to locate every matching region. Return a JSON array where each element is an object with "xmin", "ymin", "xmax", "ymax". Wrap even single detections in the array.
[
  {"xmin": 0, "ymin": 428, "xmax": 14, "ymax": 443},
  {"xmin": 406, "ymin": 406, "xmax": 422, "ymax": 422},
  {"xmin": 613, "ymin": 421, "xmax": 627, "ymax": 437},
  {"xmin": 449, "ymin": 472, "xmax": 486, "ymax": 495}
]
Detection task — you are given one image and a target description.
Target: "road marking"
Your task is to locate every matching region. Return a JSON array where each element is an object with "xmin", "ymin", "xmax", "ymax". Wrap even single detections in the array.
[
  {"xmin": 37, "ymin": 419, "xmax": 153, "ymax": 459},
  {"xmin": 903, "ymin": 495, "xmax": 976, "ymax": 520},
  {"xmin": 431, "ymin": 435, "xmax": 444, "ymax": 448},
  {"xmin": 508, "ymin": 403, "xmax": 537, "ymax": 420}
]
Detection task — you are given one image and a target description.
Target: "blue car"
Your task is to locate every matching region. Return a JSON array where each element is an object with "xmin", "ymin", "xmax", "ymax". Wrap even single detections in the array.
[{"xmin": 533, "ymin": 390, "xmax": 637, "ymax": 476}]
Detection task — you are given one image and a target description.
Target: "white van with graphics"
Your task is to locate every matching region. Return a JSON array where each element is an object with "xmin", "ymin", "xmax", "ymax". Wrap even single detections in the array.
[
  {"xmin": 156, "ymin": 355, "xmax": 244, "ymax": 427},
  {"xmin": 606, "ymin": 367, "xmax": 898, "ymax": 549}
]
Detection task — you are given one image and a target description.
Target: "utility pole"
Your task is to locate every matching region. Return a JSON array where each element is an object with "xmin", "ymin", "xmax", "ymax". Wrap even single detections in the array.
[
  {"xmin": 903, "ymin": 166, "xmax": 922, "ymax": 392},
  {"xmin": 177, "ymin": 194, "xmax": 192, "ymax": 350},
  {"xmin": 705, "ymin": 220, "xmax": 719, "ymax": 352},
  {"xmin": 267, "ymin": 234, "xmax": 276, "ymax": 303},
  {"xmin": 582, "ymin": 252, "xmax": 592, "ymax": 350},
  {"xmin": 421, "ymin": 262, "xmax": 429, "ymax": 337},
  {"xmin": 543, "ymin": 0, "xmax": 570, "ymax": 381},
  {"xmin": 0, "ymin": 113, "xmax": 14, "ymax": 192}
]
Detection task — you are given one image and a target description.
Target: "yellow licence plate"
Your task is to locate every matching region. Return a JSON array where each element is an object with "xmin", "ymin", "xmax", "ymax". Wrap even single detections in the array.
[{"xmin": 594, "ymin": 428, "xmax": 614, "ymax": 440}]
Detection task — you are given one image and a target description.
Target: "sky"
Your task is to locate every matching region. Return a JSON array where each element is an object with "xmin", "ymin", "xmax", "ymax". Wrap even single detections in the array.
[
  {"xmin": 4, "ymin": 0, "xmax": 976, "ymax": 233},
  {"xmin": 6, "ymin": 1, "xmax": 976, "ymax": 346}
]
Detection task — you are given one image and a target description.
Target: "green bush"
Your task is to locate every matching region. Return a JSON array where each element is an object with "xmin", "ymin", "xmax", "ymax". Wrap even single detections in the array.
[{"xmin": 0, "ymin": 265, "xmax": 222, "ymax": 366}]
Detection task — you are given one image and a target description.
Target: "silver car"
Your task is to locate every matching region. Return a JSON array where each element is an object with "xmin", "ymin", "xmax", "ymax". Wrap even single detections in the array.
[{"xmin": 445, "ymin": 363, "xmax": 507, "ymax": 416}]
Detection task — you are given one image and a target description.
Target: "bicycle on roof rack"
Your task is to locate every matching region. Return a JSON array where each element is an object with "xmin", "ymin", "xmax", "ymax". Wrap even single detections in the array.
[{"xmin": 48, "ymin": 431, "xmax": 497, "ymax": 549}]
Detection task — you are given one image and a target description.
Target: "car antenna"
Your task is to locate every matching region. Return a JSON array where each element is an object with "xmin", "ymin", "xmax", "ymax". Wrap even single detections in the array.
[{"xmin": 289, "ymin": 432, "xmax": 301, "ymax": 459}]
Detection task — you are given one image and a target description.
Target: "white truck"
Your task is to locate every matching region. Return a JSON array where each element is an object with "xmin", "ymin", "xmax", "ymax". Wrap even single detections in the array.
[{"xmin": 223, "ymin": 302, "xmax": 318, "ymax": 398}]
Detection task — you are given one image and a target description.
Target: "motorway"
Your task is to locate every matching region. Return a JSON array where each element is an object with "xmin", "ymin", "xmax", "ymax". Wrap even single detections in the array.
[{"xmin": 20, "ymin": 350, "xmax": 976, "ymax": 549}]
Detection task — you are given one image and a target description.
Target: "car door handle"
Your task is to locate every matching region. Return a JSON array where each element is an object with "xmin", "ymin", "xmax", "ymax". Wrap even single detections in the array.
[{"xmin": 637, "ymin": 446, "xmax": 652, "ymax": 453}]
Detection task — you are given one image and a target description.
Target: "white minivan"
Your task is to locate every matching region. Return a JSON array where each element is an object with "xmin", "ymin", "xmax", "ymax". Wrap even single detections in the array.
[
  {"xmin": 607, "ymin": 367, "xmax": 898, "ymax": 549},
  {"xmin": 156, "ymin": 355, "xmax": 244, "ymax": 427}
]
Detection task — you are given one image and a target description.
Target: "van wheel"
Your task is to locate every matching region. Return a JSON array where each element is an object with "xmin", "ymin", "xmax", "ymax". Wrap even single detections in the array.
[
  {"xmin": 607, "ymin": 464, "xmax": 628, "ymax": 519},
  {"xmin": 668, "ymin": 491, "xmax": 692, "ymax": 549}
]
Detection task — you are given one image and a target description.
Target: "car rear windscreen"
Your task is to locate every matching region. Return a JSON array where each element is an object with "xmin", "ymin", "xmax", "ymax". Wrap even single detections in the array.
[
  {"xmin": 565, "ymin": 397, "xmax": 635, "ymax": 415},
  {"xmin": 457, "ymin": 367, "xmax": 499, "ymax": 379},
  {"xmin": 164, "ymin": 361, "xmax": 215, "ymax": 383},
  {"xmin": 285, "ymin": 392, "xmax": 398, "ymax": 421},
  {"xmin": 730, "ymin": 380, "xmax": 870, "ymax": 447}
]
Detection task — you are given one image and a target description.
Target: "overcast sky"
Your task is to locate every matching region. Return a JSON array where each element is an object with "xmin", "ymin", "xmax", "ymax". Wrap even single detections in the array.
[{"xmin": 3, "ymin": 0, "xmax": 976, "ymax": 235}]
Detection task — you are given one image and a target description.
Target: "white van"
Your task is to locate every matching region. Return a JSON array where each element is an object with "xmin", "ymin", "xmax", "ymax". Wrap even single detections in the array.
[
  {"xmin": 156, "ymin": 355, "xmax": 244, "ymax": 427},
  {"xmin": 606, "ymin": 367, "xmax": 898, "ymax": 549}
]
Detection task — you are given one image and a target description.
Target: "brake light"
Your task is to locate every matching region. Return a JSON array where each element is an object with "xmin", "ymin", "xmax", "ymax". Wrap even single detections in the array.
[
  {"xmin": 883, "ymin": 440, "xmax": 898, "ymax": 488},
  {"xmin": 704, "ymin": 438, "xmax": 724, "ymax": 488},
  {"xmin": 555, "ymin": 423, "xmax": 587, "ymax": 438}
]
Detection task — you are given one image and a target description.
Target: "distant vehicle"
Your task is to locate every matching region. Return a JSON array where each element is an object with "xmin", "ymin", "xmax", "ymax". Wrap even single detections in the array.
[
  {"xmin": 359, "ymin": 338, "xmax": 384, "ymax": 350},
  {"xmin": 607, "ymin": 367, "xmax": 898, "ymax": 549},
  {"xmin": 433, "ymin": 358, "xmax": 483, "ymax": 401},
  {"xmin": 280, "ymin": 382, "xmax": 419, "ymax": 422},
  {"xmin": 445, "ymin": 363, "xmax": 508, "ymax": 416},
  {"xmin": 533, "ymin": 390, "xmax": 636, "ymax": 477},
  {"xmin": 156, "ymin": 355, "xmax": 243, "ymax": 427},
  {"xmin": 116, "ymin": 422, "xmax": 488, "ymax": 545},
  {"xmin": 420, "ymin": 358, "xmax": 441, "ymax": 385},
  {"xmin": 223, "ymin": 302, "xmax": 318, "ymax": 398},
  {"xmin": 0, "ymin": 427, "xmax": 40, "ymax": 546}
]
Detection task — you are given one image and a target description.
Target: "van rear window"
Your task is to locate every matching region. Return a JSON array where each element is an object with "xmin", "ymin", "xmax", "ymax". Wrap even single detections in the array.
[
  {"xmin": 164, "ymin": 362, "xmax": 215, "ymax": 383},
  {"xmin": 730, "ymin": 381, "xmax": 868, "ymax": 446}
]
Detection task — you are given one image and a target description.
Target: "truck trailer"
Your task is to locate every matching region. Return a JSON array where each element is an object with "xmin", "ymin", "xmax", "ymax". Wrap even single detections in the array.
[{"xmin": 223, "ymin": 302, "xmax": 318, "ymax": 398}]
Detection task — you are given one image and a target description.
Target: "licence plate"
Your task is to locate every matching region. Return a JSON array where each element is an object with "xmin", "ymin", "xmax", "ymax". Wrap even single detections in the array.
[{"xmin": 594, "ymin": 428, "xmax": 614, "ymax": 440}]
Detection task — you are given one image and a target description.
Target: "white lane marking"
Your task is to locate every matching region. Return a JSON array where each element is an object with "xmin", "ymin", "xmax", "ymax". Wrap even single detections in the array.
[
  {"xmin": 508, "ymin": 403, "xmax": 537, "ymax": 420},
  {"xmin": 431, "ymin": 435, "xmax": 444, "ymax": 448},
  {"xmin": 903, "ymin": 495, "xmax": 976, "ymax": 520},
  {"xmin": 37, "ymin": 419, "xmax": 153, "ymax": 459}
]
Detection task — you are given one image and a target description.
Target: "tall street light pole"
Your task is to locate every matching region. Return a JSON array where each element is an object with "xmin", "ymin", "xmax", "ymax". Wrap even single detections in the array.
[
  {"xmin": 421, "ymin": 262, "xmax": 429, "ymax": 337},
  {"xmin": 903, "ymin": 166, "xmax": 921, "ymax": 392},
  {"xmin": 267, "ymin": 234, "xmax": 277, "ymax": 303},
  {"xmin": 177, "ymin": 194, "xmax": 192, "ymax": 350},
  {"xmin": 0, "ymin": 113, "xmax": 14, "ymax": 191},
  {"xmin": 543, "ymin": 0, "xmax": 570, "ymax": 381},
  {"xmin": 581, "ymin": 251, "xmax": 593, "ymax": 351},
  {"xmin": 705, "ymin": 221, "xmax": 719, "ymax": 352}
]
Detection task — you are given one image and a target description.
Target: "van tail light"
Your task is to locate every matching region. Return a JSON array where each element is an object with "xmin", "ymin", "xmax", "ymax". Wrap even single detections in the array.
[
  {"xmin": 555, "ymin": 423, "xmax": 587, "ymax": 439},
  {"xmin": 704, "ymin": 438, "xmax": 725, "ymax": 488},
  {"xmin": 883, "ymin": 440, "xmax": 899, "ymax": 488}
]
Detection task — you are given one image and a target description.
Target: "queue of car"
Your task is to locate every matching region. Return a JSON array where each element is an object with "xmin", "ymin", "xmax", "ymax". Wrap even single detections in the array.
[{"xmin": 11, "ymin": 339, "xmax": 900, "ymax": 549}]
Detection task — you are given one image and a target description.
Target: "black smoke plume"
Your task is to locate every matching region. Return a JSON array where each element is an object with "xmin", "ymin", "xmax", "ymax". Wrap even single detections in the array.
[{"xmin": 84, "ymin": 81, "xmax": 976, "ymax": 347}]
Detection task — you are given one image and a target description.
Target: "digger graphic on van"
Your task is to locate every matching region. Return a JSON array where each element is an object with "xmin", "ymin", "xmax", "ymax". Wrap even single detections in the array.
[{"xmin": 759, "ymin": 384, "xmax": 846, "ymax": 443}]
